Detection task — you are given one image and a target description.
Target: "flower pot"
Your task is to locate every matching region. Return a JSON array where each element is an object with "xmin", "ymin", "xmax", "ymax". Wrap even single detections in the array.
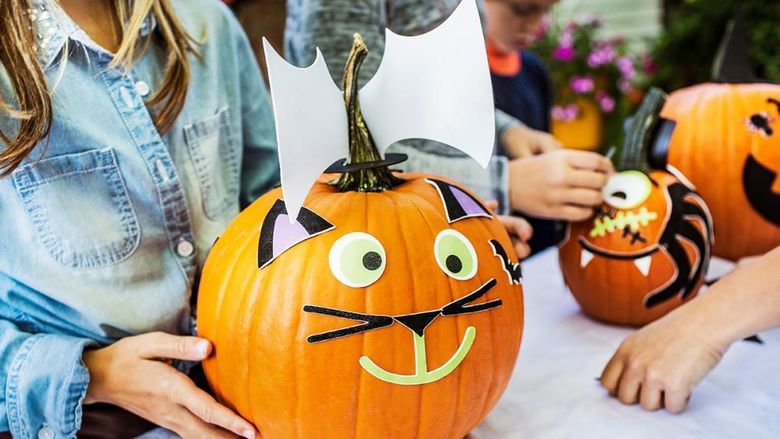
[{"xmin": 552, "ymin": 98, "xmax": 603, "ymax": 151}]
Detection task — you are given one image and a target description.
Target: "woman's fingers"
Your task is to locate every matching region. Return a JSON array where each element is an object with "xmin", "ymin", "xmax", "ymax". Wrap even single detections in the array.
[
  {"xmin": 165, "ymin": 372, "xmax": 257, "ymax": 438},
  {"xmin": 168, "ymin": 404, "xmax": 247, "ymax": 439},
  {"xmin": 136, "ymin": 332, "xmax": 212, "ymax": 361}
]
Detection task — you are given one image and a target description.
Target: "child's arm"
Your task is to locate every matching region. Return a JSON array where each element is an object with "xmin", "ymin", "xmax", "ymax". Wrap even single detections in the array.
[{"xmin": 600, "ymin": 246, "xmax": 780, "ymax": 413}]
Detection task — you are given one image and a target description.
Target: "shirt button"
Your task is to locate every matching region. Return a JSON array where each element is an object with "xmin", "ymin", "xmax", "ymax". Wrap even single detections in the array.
[
  {"xmin": 135, "ymin": 80, "xmax": 151, "ymax": 97},
  {"xmin": 38, "ymin": 425, "xmax": 54, "ymax": 439},
  {"xmin": 176, "ymin": 238, "xmax": 195, "ymax": 258}
]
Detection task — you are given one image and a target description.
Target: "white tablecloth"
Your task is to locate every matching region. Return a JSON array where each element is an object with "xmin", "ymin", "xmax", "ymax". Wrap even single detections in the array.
[{"xmin": 470, "ymin": 248, "xmax": 780, "ymax": 439}]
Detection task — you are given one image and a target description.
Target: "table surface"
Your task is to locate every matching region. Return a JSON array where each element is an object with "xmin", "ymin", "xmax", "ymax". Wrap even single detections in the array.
[{"xmin": 469, "ymin": 248, "xmax": 780, "ymax": 439}]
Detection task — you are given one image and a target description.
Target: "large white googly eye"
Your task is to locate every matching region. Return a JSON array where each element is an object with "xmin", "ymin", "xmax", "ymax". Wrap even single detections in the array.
[
  {"xmin": 329, "ymin": 232, "xmax": 386, "ymax": 288},
  {"xmin": 434, "ymin": 229, "xmax": 478, "ymax": 280},
  {"xmin": 602, "ymin": 171, "xmax": 653, "ymax": 210}
]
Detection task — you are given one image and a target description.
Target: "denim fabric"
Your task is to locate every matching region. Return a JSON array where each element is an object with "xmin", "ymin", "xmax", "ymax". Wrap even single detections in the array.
[{"xmin": 0, "ymin": 0, "xmax": 279, "ymax": 436}]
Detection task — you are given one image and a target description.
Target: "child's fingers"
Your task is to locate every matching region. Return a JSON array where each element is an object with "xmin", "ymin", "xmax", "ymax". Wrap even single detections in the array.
[
  {"xmin": 565, "ymin": 150, "xmax": 614, "ymax": 173},
  {"xmin": 564, "ymin": 188, "xmax": 603, "ymax": 207},
  {"xmin": 570, "ymin": 169, "xmax": 609, "ymax": 190},
  {"xmin": 485, "ymin": 200, "xmax": 499, "ymax": 212},
  {"xmin": 513, "ymin": 239, "xmax": 531, "ymax": 259},
  {"xmin": 556, "ymin": 205, "xmax": 594, "ymax": 222},
  {"xmin": 617, "ymin": 370, "xmax": 642, "ymax": 405}
]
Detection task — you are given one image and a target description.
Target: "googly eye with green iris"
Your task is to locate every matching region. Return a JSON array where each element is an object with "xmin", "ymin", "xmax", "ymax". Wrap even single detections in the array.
[
  {"xmin": 434, "ymin": 229, "xmax": 478, "ymax": 280},
  {"xmin": 329, "ymin": 232, "xmax": 387, "ymax": 288},
  {"xmin": 603, "ymin": 170, "xmax": 653, "ymax": 210}
]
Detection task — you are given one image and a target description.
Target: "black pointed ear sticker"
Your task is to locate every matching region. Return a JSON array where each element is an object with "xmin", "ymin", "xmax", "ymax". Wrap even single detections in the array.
[
  {"xmin": 425, "ymin": 178, "xmax": 493, "ymax": 224},
  {"xmin": 257, "ymin": 199, "xmax": 335, "ymax": 269},
  {"xmin": 489, "ymin": 240, "xmax": 522, "ymax": 285}
]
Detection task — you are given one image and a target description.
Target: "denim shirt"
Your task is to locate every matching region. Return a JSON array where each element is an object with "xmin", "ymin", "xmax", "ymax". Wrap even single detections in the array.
[{"xmin": 0, "ymin": 0, "xmax": 279, "ymax": 437}]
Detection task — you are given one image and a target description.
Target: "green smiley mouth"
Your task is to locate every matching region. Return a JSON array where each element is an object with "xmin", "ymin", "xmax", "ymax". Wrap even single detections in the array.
[{"xmin": 358, "ymin": 326, "xmax": 476, "ymax": 385}]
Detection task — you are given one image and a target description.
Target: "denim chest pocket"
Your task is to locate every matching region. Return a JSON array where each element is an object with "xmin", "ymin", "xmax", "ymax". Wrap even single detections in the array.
[
  {"xmin": 12, "ymin": 148, "xmax": 140, "ymax": 270},
  {"xmin": 184, "ymin": 107, "xmax": 241, "ymax": 219}
]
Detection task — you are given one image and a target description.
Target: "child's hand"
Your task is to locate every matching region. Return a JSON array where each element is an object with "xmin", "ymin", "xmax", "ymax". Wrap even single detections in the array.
[
  {"xmin": 485, "ymin": 200, "xmax": 533, "ymax": 259},
  {"xmin": 508, "ymin": 149, "xmax": 613, "ymax": 221},
  {"xmin": 501, "ymin": 124, "xmax": 562, "ymax": 159},
  {"xmin": 83, "ymin": 332, "xmax": 259, "ymax": 438},
  {"xmin": 599, "ymin": 310, "xmax": 726, "ymax": 413}
]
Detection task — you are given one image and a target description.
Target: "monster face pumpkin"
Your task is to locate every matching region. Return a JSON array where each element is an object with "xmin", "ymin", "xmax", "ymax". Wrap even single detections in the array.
[
  {"xmin": 656, "ymin": 85, "xmax": 780, "ymax": 261},
  {"xmin": 559, "ymin": 88, "xmax": 714, "ymax": 326},
  {"xmin": 559, "ymin": 169, "xmax": 713, "ymax": 326},
  {"xmin": 198, "ymin": 13, "xmax": 523, "ymax": 438},
  {"xmin": 648, "ymin": 18, "xmax": 780, "ymax": 260}
]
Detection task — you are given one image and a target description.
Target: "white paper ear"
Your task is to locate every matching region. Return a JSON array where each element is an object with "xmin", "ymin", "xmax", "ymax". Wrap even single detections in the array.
[
  {"xmin": 360, "ymin": 0, "xmax": 495, "ymax": 167},
  {"xmin": 262, "ymin": 38, "xmax": 348, "ymax": 222},
  {"xmin": 262, "ymin": 0, "xmax": 495, "ymax": 223}
]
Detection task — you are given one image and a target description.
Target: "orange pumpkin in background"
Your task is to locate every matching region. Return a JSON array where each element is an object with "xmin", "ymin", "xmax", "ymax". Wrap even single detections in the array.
[
  {"xmin": 649, "ymin": 16, "xmax": 780, "ymax": 260},
  {"xmin": 197, "ymin": 36, "xmax": 523, "ymax": 438},
  {"xmin": 559, "ymin": 89, "xmax": 714, "ymax": 326},
  {"xmin": 655, "ymin": 84, "xmax": 780, "ymax": 260}
]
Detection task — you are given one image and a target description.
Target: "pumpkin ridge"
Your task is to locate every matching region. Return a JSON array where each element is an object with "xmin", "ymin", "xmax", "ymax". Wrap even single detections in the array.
[{"xmin": 382, "ymin": 190, "xmax": 429, "ymax": 438}]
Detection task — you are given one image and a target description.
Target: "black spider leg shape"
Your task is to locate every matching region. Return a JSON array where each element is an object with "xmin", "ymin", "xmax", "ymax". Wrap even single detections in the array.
[
  {"xmin": 302, "ymin": 306, "xmax": 394, "ymax": 343},
  {"xmin": 442, "ymin": 279, "xmax": 502, "ymax": 316},
  {"xmin": 678, "ymin": 200, "xmax": 714, "ymax": 295},
  {"xmin": 489, "ymin": 240, "xmax": 522, "ymax": 284},
  {"xmin": 644, "ymin": 184, "xmax": 699, "ymax": 308}
]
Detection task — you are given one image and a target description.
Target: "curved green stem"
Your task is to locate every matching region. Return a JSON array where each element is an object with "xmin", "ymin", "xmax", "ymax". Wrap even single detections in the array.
[
  {"xmin": 332, "ymin": 34, "xmax": 402, "ymax": 192},
  {"xmin": 617, "ymin": 87, "xmax": 667, "ymax": 172}
]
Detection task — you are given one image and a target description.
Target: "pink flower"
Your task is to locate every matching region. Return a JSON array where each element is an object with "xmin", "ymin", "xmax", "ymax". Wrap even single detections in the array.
[
  {"xmin": 587, "ymin": 44, "xmax": 616, "ymax": 68},
  {"xmin": 570, "ymin": 76, "xmax": 594, "ymax": 94},
  {"xmin": 596, "ymin": 90, "xmax": 615, "ymax": 113},
  {"xmin": 617, "ymin": 56, "xmax": 635, "ymax": 80},
  {"xmin": 641, "ymin": 54, "xmax": 656, "ymax": 74},
  {"xmin": 553, "ymin": 46, "xmax": 575, "ymax": 61},
  {"xmin": 618, "ymin": 78, "xmax": 631, "ymax": 93},
  {"xmin": 552, "ymin": 104, "xmax": 580, "ymax": 122},
  {"xmin": 558, "ymin": 28, "xmax": 574, "ymax": 49}
]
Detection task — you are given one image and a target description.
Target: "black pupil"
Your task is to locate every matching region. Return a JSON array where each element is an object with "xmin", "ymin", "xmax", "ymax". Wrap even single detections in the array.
[
  {"xmin": 611, "ymin": 191, "xmax": 628, "ymax": 200},
  {"xmin": 446, "ymin": 255, "xmax": 463, "ymax": 274},
  {"xmin": 362, "ymin": 251, "xmax": 382, "ymax": 271}
]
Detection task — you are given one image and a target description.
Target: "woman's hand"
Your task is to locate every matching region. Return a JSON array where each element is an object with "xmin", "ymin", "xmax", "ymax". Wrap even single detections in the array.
[
  {"xmin": 508, "ymin": 149, "xmax": 613, "ymax": 221},
  {"xmin": 599, "ymin": 310, "xmax": 726, "ymax": 413},
  {"xmin": 501, "ymin": 124, "xmax": 562, "ymax": 159},
  {"xmin": 83, "ymin": 332, "xmax": 258, "ymax": 438},
  {"xmin": 485, "ymin": 201, "xmax": 533, "ymax": 259}
]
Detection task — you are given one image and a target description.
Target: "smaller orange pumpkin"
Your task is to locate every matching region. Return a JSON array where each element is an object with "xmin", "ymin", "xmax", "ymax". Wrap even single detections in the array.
[{"xmin": 559, "ymin": 89, "xmax": 714, "ymax": 326}]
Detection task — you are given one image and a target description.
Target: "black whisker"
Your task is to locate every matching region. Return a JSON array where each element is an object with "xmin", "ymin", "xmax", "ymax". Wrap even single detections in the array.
[
  {"xmin": 302, "ymin": 305, "xmax": 393, "ymax": 343},
  {"xmin": 442, "ymin": 279, "xmax": 501, "ymax": 316}
]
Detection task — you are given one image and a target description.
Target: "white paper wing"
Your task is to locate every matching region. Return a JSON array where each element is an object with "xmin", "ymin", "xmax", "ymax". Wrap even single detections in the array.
[
  {"xmin": 359, "ymin": 0, "xmax": 495, "ymax": 168},
  {"xmin": 262, "ymin": 38, "xmax": 348, "ymax": 221}
]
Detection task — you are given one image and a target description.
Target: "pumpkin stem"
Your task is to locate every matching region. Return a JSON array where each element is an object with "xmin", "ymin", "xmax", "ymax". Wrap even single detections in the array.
[
  {"xmin": 618, "ymin": 87, "xmax": 667, "ymax": 172},
  {"xmin": 332, "ymin": 34, "xmax": 403, "ymax": 192}
]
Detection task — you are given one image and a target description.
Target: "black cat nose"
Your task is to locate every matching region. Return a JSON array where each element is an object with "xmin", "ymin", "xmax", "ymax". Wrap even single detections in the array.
[{"xmin": 394, "ymin": 311, "xmax": 442, "ymax": 336}]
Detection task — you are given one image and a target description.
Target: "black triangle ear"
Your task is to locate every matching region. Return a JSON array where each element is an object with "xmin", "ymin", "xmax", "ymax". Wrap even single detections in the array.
[
  {"xmin": 712, "ymin": 7, "xmax": 757, "ymax": 83},
  {"xmin": 257, "ymin": 200, "xmax": 335, "ymax": 269},
  {"xmin": 425, "ymin": 178, "xmax": 493, "ymax": 223}
]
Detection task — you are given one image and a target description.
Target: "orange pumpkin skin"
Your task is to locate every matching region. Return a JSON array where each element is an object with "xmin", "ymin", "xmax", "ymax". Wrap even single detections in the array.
[
  {"xmin": 660, "ymin": 83, "xmax": 780, "ymax": 260},
  {"xmin": 559, "ymin": 170, "xmax": 713, "ymax": 326},
  {"xmin": 197, "ymin": 173, "xmax": 523, "ymax": 439}
]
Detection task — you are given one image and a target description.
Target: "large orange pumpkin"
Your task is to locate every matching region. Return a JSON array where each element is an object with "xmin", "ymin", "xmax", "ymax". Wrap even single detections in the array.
[
  {"xmin": 655, "ymin": 83, "xmax": 780, "ymax": 260},
  {"xmin": 559, "ymin": 89, "xmax": 714, "ymax": 326},
  {"xmin": 197, "ymin": 35, "xmax": 523, "ymax": 438}
]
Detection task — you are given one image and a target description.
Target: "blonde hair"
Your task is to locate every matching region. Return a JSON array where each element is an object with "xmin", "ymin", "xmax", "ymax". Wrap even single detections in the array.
[{"xmin": 0, "ymin": 0, "xmax": 200, "ymax": 176}]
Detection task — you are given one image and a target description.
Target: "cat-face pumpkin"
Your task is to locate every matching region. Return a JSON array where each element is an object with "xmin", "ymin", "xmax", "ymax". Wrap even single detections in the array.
[
  {"xmin": 655, "ymin": 84, "xmax": 780, "ymax": 260},
  {"xmin": 197, "ymin": 174, "xmax": 523, "ymax": 438},
  {"xmin": 559, "ymin": 169, "xmax": 713, "ymax": 326}
]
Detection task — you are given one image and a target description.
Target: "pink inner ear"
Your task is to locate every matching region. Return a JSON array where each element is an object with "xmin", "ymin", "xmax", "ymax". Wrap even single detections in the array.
[
  {"xmin": 273, "ymin": 214, "xmax": 309, "ymax": 258},
  {"xmin": 452, "ymin": 186, "xmax": 486, "ymax": 216}
]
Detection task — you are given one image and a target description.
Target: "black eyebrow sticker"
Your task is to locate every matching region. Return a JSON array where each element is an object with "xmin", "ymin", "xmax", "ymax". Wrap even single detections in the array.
[{"xmin": 489, "ymin": 240, "xmax": 522, "ymax": 285}]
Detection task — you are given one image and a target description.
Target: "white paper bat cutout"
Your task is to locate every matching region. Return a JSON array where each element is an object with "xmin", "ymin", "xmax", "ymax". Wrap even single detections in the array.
[{"xmin": 263, "ymin": 0, "xmax": 494, "ymax": 222}]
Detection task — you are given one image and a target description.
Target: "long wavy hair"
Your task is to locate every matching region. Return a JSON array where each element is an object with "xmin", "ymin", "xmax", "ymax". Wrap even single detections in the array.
[{"xmin": 0, "ymin": 0, "xmax": 200, "ymax": 176}]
